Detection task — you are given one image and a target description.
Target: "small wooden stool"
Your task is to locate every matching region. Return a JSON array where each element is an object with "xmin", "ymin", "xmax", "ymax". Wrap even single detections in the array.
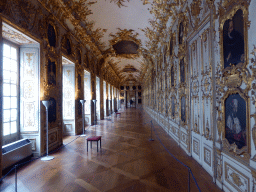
[
  {"xmin": 115, "ymin": 112, "xmax": 121, "ymax": 117},
  {"xmin": 87, "ymin": 136, "xmax": 102, "ymax": 152}
]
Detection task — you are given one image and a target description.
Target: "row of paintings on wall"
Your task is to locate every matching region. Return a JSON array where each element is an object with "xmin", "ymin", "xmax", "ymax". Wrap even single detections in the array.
[
  {"xmin": 169, "ymin": 91, "xmax": 246, "ymax": 150},
  {"xmin": 167, "ymin": 9, "xmax": 244, "ymax": 70}
]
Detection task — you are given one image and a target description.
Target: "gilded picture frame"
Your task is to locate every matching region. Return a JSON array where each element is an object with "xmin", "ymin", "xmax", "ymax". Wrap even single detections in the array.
[
  {"xmin": 47, "ymin": 21, "xmax": 57, "ymax": 48},
  {"xmin": 170, "ymin": 95, "xmax": 176, "ymax": 119},
  {"xmin": 219, "ymin": 5, "xmax": 249, "ymax": 71},
  {"xmin": 221, "ymin": 89, "xmax": 250, "ymax": 159},
  {"xmin": 47, "ymin": 57, "xmax": 57, "ymax": 86},
  {"xmin": 61, "ymin": 34, "xmax": 73, "ymax": 56},
  {"xmin": 179, "ymin": 57, "xmax": 186, "ymax": 85},
  {"xmin": 170, "ymin": 64, "xmax": 175, "ymax": 88},
  {"xmin": 169, "ymin": 32, "xmax": 174, "ymax": 58},
  {"xmin": 180, "ymin": 95, "xmax": 187, "ymax": 125},
  {"xmin": 178, "ymin": 21, "xmax": 184, "ymax": 45}
]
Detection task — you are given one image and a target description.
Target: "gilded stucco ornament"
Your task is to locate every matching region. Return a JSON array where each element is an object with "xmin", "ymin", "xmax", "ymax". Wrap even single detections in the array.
[
  {"xmin": 223, "ymin": 64, "xmax": 251, "ymax": 91},
  {"xmin": 250, "ymin": 45, "xmax": 256, "ymax": 79},
  {"xmin": 39, "ymin": 0, "xmax": 104, "ymax": 58},
  {"xmin": 250, "ymin": 46, "xmax": 256, "ymax": 157},
  {"xmin": 109, "ymin": 28, "xmax": 142, "ymax": 59},
  {"xmin": 188, "ymin": 0, "xmax": 202, "ymax": 28},
  {"xmin": 204, "ymin": 118, "xmax": 211, "ymax": 140}
]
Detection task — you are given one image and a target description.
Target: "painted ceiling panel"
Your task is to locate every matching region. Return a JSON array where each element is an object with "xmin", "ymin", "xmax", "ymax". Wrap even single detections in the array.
[{"xmin": 85, "ymin": 0, "xmax": 154, "ymax": 84}]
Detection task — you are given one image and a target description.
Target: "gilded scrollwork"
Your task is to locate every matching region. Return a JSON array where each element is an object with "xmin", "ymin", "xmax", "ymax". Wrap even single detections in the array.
[
  {"xmin": 225, "ymin": 162, "xmax": 249, "ymax": 191},
  {"xmin": 188, "ymin": 0, "xmax": 202, "ymax": 28}
]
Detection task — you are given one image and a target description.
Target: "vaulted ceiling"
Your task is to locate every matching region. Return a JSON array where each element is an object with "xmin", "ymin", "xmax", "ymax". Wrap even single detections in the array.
[
  {"xmin": 85, "ymin": 0, "xmax": 154, "ymax": 85},
  {"xmin": 61, "ymin": 0, "xmax": 175, "ymax": 85}
]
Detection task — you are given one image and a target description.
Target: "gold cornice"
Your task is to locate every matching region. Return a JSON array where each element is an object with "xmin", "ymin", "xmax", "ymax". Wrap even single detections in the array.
[{"xmin": 1, "ymin": 16, "xmax": 42, "ymax": 44}]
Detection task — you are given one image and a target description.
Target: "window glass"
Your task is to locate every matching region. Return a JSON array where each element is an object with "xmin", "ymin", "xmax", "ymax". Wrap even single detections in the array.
[
  {"xmin": 3, "ymin": 97, "xmax": 10, "ymax": 109},
  {"xmin": 3, "ymin": 109, "xmax": 10, "ymax": 122},
  {"xmin": 3, "ymin": 70, "xmax": 10, "ymax": 83},
  {"xmin": 11, "ymin": 109, "xmax": 17, "ymax": 121},
  {"xmin": 3, "ymin": 44, "xmax": 10, "ymax": 57},
  {"xmin": 3, "ymin": 42, "xmax": 18, "ymax": 137},
  {"xmin": 11, "ymin": 47, "xmax": 17, "ymax": 60},
  {"xmin": 11, "ymin": 72, "xmax": 17, "ymax": 84},
  {"xmin": 3, "ymin": 57, "xmax": 10, "ymax": 71},
  {"xmin": 11, "ymin": 59, "xmax": 17, "ymax": 72},
  {"xmin": 11, "ymin": 97, "xmax": 17, "ymax": 108},
  {"xmin": 11, "ymin": 84, "xmax": 17, "ymax": 96},
  {"xmin": 3, "ymin": 84, "xmax": 10, "ymax": 96},
  {"xmin": 11, "ymin": 121, "xmax": 17, "ymax": 134},
  {"xmin": 3, "ymin": 123, "xmax": 10, "ymax": 136}
]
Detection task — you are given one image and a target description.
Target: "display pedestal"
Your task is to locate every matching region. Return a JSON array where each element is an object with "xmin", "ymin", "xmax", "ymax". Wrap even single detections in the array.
[
  {"xmin": 42, "ymin": 100, "xmax": 54, "ymax": 161},
  {"xmin": 80, "ymin": 100, "xmax": 87, "ymax": 137}
]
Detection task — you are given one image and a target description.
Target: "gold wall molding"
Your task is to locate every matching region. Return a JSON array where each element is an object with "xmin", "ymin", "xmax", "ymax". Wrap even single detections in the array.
[{"xmin": 225, "ymin": 162, "xmax": 250, "ymax": 192}]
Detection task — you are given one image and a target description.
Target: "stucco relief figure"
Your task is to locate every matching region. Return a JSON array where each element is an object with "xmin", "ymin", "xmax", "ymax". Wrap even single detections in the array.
[
  {"xmin": 225, "ymin": 94, "xmax": 246, "ymax": 149},
  {"xmin": 223, "ymin": 9, "xmax": 244, "ymax": 68}
]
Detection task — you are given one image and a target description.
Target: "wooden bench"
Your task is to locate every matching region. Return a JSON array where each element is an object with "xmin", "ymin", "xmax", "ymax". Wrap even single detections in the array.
[
  {"xmin": 115, "ymin": 112, "xmax": 121, "ymax": 117},
  {"xmin": 87, "ymin": 136, "xmax": 102, "ymax": 152}
]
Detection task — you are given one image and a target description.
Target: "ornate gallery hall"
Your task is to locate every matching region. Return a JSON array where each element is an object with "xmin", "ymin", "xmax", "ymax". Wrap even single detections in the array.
[{"xmin": 1, "ymin": 0, "xmax": 256, "ymax": 191}]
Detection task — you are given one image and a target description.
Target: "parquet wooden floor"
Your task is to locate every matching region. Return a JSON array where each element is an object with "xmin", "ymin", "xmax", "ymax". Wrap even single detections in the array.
[{"xmin": 0, "ymin": 107, "xmax": 222, "ymax": 192}]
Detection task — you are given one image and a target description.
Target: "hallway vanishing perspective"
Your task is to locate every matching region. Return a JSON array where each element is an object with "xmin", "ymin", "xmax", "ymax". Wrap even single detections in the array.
[{"xmin": 0, "ymin": 107, "xmax": 221, "ymax": 192}]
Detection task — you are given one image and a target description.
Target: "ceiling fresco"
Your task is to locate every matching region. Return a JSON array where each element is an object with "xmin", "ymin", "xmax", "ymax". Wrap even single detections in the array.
[
  {"xmin": 85, "ymin": 0, "xmax": 154, "ymax": 84},
  {"xmin": 61, "ymin": 0, "xmax": 175, "ymax": 84}
]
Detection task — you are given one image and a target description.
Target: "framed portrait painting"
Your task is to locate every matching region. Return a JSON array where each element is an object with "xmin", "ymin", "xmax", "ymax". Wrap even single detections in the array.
[
  {"xmin": 47, "ymin": 23, "xmax": 56, "ymax": 47},
  {"xmin": 48, "ymin": 97, "xmax": 56, "ymax": 123},
  {"xmin": 225, "ymin": 93, "xmax": 246, "ymax": 149},
  {"xmin": 169, "ymin": 35, "xmax": 173, "ymax": 56},
  {"xmin": 180, "ymin": 58, "xmax": 185, "ymax": 84},
  {"xmin": 47, "ymin": 59, "xmax": 56, "ymax": 86},
  {"xmin": 171, "ymin": 96, "xmax": 175, "ymax": 117},
  {"xmin": 179, "ymin": 22, "xmax": 184, "ymax": 45},
  {"xmin": 223, "ymin": 9, "xmax": 244, "ymax": 69},
  {"xmin": 181, "ymin": 96, "xmax": 186, "ymax": 123},
  {"xmin": 171, "ymin": 65, "xmax": 174, "ymax": 87}
]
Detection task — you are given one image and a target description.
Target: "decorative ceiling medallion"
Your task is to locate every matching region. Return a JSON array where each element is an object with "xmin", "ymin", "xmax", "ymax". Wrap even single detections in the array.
[
  {"xmin": 121, "ymin": 74, "xmax": 137, "ymax": 83},
  {"xmin": 122, "ymin": 65, "xmax": 138, "ymax": 73},
  {"xmin": 113, "ymin": 40, "xmax": 139, "ymax": 54},
  {"xmin": 2, "ymin": 22, "xmax": 38, "ymax": 45},
  {"xmin": 109, "ymin": 28, "xmax": 141, "ymax": 48}
]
